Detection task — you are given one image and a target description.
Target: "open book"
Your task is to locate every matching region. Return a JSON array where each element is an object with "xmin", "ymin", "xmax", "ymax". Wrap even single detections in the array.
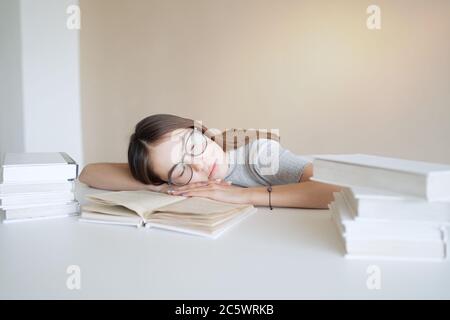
[{"xmin": 80, "ymin": 190, "xmax": 257, "ymax": 238}]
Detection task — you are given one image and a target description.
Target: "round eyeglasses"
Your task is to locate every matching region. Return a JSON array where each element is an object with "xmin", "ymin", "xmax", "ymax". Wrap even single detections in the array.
[{"xmin": 167, "ymin": 128, "xmax": 208, "ymax": 186}]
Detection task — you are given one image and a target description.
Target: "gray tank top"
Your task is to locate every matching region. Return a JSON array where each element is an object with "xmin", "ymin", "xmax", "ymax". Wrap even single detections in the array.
[{"xmin": 223, "ymin": 139, "xmax": 311, "ymax": 187}]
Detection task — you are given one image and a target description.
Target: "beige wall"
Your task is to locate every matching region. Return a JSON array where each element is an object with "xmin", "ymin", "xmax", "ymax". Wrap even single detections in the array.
[{"xmin": 80, "ymin": 0, "xmax": 450, "ymax": 165}]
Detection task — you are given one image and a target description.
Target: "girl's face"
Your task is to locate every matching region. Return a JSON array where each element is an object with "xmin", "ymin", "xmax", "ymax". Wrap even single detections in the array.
[{"xmin": 148, "ymin": 128, "xmax": 229, "ymax": 185}]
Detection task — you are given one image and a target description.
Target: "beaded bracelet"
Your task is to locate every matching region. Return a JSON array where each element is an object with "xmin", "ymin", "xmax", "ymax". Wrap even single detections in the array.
[{"xmin": 267, "ymin": 185, "xmax": 273, "ymax": 210}]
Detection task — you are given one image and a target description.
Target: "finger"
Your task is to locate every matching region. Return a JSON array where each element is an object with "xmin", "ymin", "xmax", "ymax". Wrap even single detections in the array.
[
  {"xmin": 178, "ymin": 189, "xmax": 216, "ymax": 199},
  {"xmin": 171, "ymin": 186, "xmax": 216, "ymax": 195},
  {"xmin": 175, "ymin": 181, "xmax": 236, "ymax": 194},
  {"xmin": 148, "ymin": 183, "xmax": 169, "ymax": 193},
  {"xmin": 169, "ymin": 181, "xmax": 209, "ymax": 192},
  {"xmin": 200, "ymin": 179, "xmax": 231, "ymax": 187},
  {"xmin": 210, "ymin": 178, "xmax": 231, "ymax": 183},
  {"xmin": 171, "ymin": 182, "xmax": 235, "ymax": 195},
  {"xmin": 216, "ymin": 179, "xmax": 233, "ymax": 185},
  {"xmin": 170, "ymin": 179, "xmax": 231, "ymax": 192}
]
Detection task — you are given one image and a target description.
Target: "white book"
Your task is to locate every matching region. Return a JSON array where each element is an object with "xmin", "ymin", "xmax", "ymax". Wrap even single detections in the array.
[
  {"xmin": 0, "ymin": 191, "xmax": 75, "ymax": 208},
  {"xmin": 0, "ymin": 180, "xmax": 74, "ymax": 195},
  {"xmin": 342, "ymin": 187, "xmax": 450, "ymax": 224},
  {"xmin": 4, "ymin": 201, "xmax": 80, "ymax": 220},
  {"xmin": 2, "ymin": 213, "xmax": 79, "ymax": 224},
  {"xmin": 79, "ymin": 211, "xmax": 143, "ymax": 227},
  {"xmin": 331, "ymin": 193, "xmax": 445, "ymax": 241},
  {"xmin": 329, "ymin": 201, "xmax": 447, "ymax": 261},
  {"xmin": 0, "ymin": 200, "xmax": 76, "ymax": 210},
  {"xmin": 78, "ymin": 218, "xmax": 143, "ymax": 228},
  {"xmin": 1, "ymin": 152, "xmax": 78, "ymax": 183},
  {"xmin": 345, "ymin": 238, "xmax": 446, "ymax": 261},
  {"xmin": 312, "ymin": 154, "xmax": 450, "ymax": 201}
]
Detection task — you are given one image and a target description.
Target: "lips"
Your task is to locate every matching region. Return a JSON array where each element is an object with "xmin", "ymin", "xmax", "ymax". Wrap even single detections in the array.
[{"xmin": 208, "ymin": 161, "xmax": 217, "ymax": 178}]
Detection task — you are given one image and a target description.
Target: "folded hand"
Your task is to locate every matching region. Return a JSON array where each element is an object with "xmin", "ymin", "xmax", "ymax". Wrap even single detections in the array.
[{"xmin": 167, "ymin": 179, "xmax": 250, "ymax": 204}]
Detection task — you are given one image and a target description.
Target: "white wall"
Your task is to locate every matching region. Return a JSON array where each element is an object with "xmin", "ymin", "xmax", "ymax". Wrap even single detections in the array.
[
  {"xmin": 0, "ymin": 0, "xmax": 83, "ymax": 166},
  {"xmin": 0, "ymin": 0, "xmax": 25, "ymax": 159},
  {"xmin": 20, "ymin": 0, "xmax": 83, "ymax": 166},
  {"xmin": 80, "ymin": 0, "xmax": 450, "ymax": 165}
]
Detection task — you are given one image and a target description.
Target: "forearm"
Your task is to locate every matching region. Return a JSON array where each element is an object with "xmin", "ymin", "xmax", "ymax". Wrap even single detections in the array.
[
  {"xmin": 245, "ymin": 181, "xmax": 341, "ymax": 209},
  {"xmin": 78, "ymin": 163, "xmax": 150, "ymax": 191}
]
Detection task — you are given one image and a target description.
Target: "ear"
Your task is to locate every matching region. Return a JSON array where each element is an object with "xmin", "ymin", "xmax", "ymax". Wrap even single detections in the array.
[{"xmin": 299, "ymin": 163, "xmax": 313, "ymax": 183}]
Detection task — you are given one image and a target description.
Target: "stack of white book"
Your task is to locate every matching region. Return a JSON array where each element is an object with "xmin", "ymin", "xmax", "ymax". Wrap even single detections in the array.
[
  {"xmin": 312, "ymin": 154, "xmax": 450, "ymax": 261},
  {"xmin": 0, "ymin": 152, "xmax": 80, "ymax": 223}
]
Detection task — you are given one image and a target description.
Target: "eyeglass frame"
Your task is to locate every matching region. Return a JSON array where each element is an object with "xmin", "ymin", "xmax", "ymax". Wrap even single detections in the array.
[{"xmin": 167, "ymin": 127, "xmax": 208, "ymax": 187}]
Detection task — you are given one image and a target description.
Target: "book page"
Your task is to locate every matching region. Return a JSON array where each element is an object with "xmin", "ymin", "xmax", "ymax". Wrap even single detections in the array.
[
  {"xmin": 86, "ymin": 190, "xmax": 186, "ymax": 217},
  {"xmin": 152, "ymin": 197, "xmax": 251, "ymax": 215},
  {"xmin": 146, "ymin": 206, "xmax": 257, "ymax": 238},
  {"xmin": 147, "ymin": 209, "xmax": 243, "ymax": 227},
  {"xmin": 150, "ymin": 211, "xmax": 232, "ymax": 221},
  {"xmin": 82, "ymin": 203, "xmax": 137, "ymax": 217},
  {"xmin": 81, "ymin": 211, "xmax": 142, "ymax": 224}
]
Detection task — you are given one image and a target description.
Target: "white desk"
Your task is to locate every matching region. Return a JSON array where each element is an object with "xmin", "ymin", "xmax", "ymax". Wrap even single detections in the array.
[{"xmin": 1, "ymin": 183, "xmax": 449, "ymax": 299}]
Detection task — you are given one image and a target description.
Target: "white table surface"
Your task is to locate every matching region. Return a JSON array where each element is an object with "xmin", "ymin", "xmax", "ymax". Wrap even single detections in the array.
[{"xmin": 1, "ymin": 182, "xmax": 449, "ymax": 299}]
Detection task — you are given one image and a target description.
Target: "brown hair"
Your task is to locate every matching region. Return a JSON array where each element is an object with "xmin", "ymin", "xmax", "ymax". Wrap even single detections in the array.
[{"xmin": 128, "ymin": 114, "xmax": 280, "ymax": 185}]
